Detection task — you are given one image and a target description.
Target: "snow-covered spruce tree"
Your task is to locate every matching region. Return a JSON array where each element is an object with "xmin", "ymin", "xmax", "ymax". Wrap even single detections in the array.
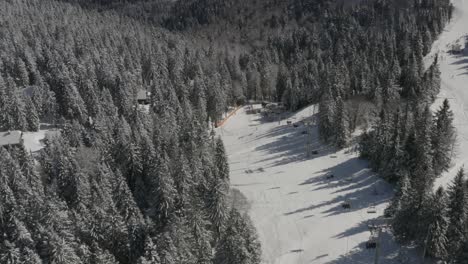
[
  {"xmin": 237, "ymin": 211, "xmax": 262, "ymax": 264},
  {"xmin": 208, "ymin": 177, "xmax": 229, "ymax": 239},
  {"xmin": 173, "ymin": 153, "xmax": 193, "ymax": 213},
  {"xmin": 446, "ymin": 168, "xmax": 468, "ymax": 257},
  {"xmin": 361, "ymin": 109, "xmax": 392, "ymax": 171},
  {"xmin": 392, "ymin": 173, "xmax": 419, "ymax": 242},
  {"xmin": 455, "ymin": 238, "xmax": 468, "ymax": 264},
  {"xmin": 426, "ymin": 187, "xmax": 449, "ymax": 260},
  {"xmin": 381, "ymin": 109, "xmax": 406, "ymax": 183},
  {"xmin": 214, "ymin": 209, "xmax": 261, "ymax": 264},
  {"xmin": 154, "ymin": 152, "xmax": 177, "ymax": 225},
  {"xmin": 385, "ymin": 172, "xmax": 410, "ymax": 218},
  {"xmin": 411, "ymin": 106, "xmax": 436, "ymax": 198},
  {"xmin": 423, "ymin": 57, "xmax": 441, "ymax": 101},
  {"xmin": 24, "ymin": 97, "xmax": 40, "ymax": 131},
  {"xmin": 432, "ymin": 99, "xmax": 455, "ymax": 176},
  {"xmin": 186, "ymin": 201, "xmax": 213, "ymax": 264},
  {"xmin": 334, "ymin": 95, "xmax": 348, "ymax": 148},
  {"xmin": 138, "ymin": 237, "xmax": 161, "ymax": 264},
  {"xmin": 393, "ymin": 107, "xmax": 437, "ymax": 243},
  {"xmin": 215, "ymin": 137, "xmax": 230, "ymax": 182},
  {"xmin": 0, "ymin": 76, "xmax": 28, "ymax": 131},
  {"xmin": 318, "ymin": 87, "xmax": 336, "ymax": 142}
]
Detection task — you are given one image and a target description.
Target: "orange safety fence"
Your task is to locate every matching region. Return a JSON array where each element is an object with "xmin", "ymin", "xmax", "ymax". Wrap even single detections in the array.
[{"xmin": 215, "ymin": 106, "xmax": 242, "ymax": 128}]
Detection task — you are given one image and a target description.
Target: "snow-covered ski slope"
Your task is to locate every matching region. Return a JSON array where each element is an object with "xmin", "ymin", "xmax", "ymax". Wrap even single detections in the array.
[
  {"xmin": 426, "ymin": 0, "xmax": 468, "ymax": 187},
  {"xmin": 219, "ymin": 106, "xmax": 420, "ymax": 264}
]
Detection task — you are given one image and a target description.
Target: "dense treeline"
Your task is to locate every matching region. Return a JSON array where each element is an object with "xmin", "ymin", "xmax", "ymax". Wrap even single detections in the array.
[
  {"xmin": 164, "ymin": 0, "xmax": 453, "ymax": 146},
  {"xmin": 0, "ymin": 0, "xmax": 261, "ymax": 263},
  {"xmin": 347, "ymin": 1, "xmax": 468, "ymax": 262}
]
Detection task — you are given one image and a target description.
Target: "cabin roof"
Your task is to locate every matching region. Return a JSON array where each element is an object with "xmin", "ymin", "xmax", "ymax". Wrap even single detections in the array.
[
  {"xmin": 0, "ymin": 130, "xmax": 22, "ymax": 146},
  {"xmin": 137, "ymin": 90, "xmax": 151, "ymax": 101}
]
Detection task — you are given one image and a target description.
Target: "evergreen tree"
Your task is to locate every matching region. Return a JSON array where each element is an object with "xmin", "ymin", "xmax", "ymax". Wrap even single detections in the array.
[
  {"xmin": 24, "ymin": 97, "xmax": 40, "ymax": 131},
  {"xmin": 215, "ymin": 137, "xmax": 230, "ymax": 182},
  {"xmin": 426, "ymin": 187, "xmax": 449, "ymax": 260},
  {"xmin": 334, "ymin": 96, "xmax": 348, "ymax": 148},
  {"xmin": 446, "ymin": 168, "xmax": 467, "ymax": 257},
  {"xmin": 319, "ymin": 87, "xmax": 336, "ymax": 142},
  {"xmin": 214, "ymin": 209, "xmax": 261, "ymax": 264},
  {"xmin": 385, "ymin": 172, "xmax": 410, "ymax": 218},
  {"xmin": 432, "ymin": 99, "xmax": 455, "ymax": 176},
  {"xmin": 138, "ymin": 237, "xmax": 161, "ymax": 264},
  {"xmin": 455, "ymin": 238, "xmax": 468, "ymax": 264},
  {"xmin": 411, "ymin": 106, "xmax": 435, "ymax": 199}
]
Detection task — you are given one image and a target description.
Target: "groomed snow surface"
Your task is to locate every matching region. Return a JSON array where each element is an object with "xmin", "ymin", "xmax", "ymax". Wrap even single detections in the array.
[
  {"xmin": 219, "ymin": 106, "xmax": 421, "ymax": 264},
  {"xmin": 426, "ymin": 0, "xmax": 468, "ymax": 188}
]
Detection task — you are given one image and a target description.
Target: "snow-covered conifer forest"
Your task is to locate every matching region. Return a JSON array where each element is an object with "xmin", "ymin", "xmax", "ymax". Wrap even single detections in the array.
[{"xmin": 0, "ymin": 0, "xmax": 468, "ymax": 263}]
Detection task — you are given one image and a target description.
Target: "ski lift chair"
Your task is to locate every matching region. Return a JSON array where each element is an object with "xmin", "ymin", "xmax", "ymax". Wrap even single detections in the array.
[
  {"xmin": 366, "ymin": 230, "xmax": 379, "ymax": 249},
  {"xmin": 342, "ymin": 200, "xmax": 351, "ymax": 209},
  {"xmin": 367, "ymin": 205, "xmax": 377, "ymax": 214},
  {"xmin": 366, "ymin": 239, "xmax": 377, "ymax": 249}
]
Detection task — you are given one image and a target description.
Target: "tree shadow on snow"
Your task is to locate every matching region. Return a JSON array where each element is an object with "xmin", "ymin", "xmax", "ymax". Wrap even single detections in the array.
[
  {"xmin": 284, "ymin": 159, "xmax": 392, "ymax": 217},
  {"xmin": 451, "ymin": 53, "xmax": 468, "ymax": 76},
  {"xmin": 253, "ymin": 121, "xmax": 335, "ymax": 168},
  {"xmin": 325, "ymin": 229, "xmax": 423, "ymax": 264},
  {"xmin": 320, "ymin": 182, "xmax": 392, "ymax": 217}
]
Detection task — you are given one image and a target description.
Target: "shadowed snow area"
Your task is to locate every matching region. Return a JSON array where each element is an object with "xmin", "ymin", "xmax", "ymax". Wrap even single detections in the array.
[
  {"xmin": 218, "ymin": 105, "xmax": 422, "ymax": 264},
  {"xmin": 426, "ymin": 0, "xmax": 468, "ymax": 188}
]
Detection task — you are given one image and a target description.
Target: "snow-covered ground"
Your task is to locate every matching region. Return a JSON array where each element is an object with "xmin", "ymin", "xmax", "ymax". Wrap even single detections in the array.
[
  {"xmin": 22, "ymin": 129, "xmax": 60, "ymax": 154},
  {"xmin": 426, "ymin": 0, "xmax": 468, "ymax": 187},
  {"xmin": 219, "ymin": 106, "xmax": 421, "ymax": 264}
]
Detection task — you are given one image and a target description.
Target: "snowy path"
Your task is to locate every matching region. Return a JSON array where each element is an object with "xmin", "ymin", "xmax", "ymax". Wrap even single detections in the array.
[
  {"xmin": 219, "ymin": 106, "xmax": 419, "ymax": 264},
  {"xmin": 426, "ymin": 0, "xmax": 468, "ymax": 187}
]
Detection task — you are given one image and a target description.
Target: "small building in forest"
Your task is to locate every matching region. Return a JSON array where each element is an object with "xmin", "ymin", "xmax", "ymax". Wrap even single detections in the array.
[
  {"xmin": 0, "ymin": 130, "xmax": 23, "ymax": 148},
  {"xmin": 137, "ymin": 90, "xmax": 151, "ymax": 105}
]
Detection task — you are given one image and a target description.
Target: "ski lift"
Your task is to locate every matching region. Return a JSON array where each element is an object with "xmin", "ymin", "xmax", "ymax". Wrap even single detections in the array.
[
  {"xmin": 366, "ymin": 238, "xmax": 377, "ymax": 249},
  {"xmin": 367, "ymin": 206, "xmax": 377, "ymax": 214},
  {"xmin": 366, "ymin": 229, "xmax": 379, "ymax": 249},
  {"xmin": 342, "ymin": 200, "xmax": 351, "ymax": 209}
]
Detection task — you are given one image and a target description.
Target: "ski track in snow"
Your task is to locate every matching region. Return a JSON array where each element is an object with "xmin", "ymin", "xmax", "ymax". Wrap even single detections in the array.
[
  {"xmin": 219, "ymin": 106, "xmax": 420, "ymax": 264},
  {"xmin": 427, "ymin": 0, "xmax": 468, "ymax": 188}
]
